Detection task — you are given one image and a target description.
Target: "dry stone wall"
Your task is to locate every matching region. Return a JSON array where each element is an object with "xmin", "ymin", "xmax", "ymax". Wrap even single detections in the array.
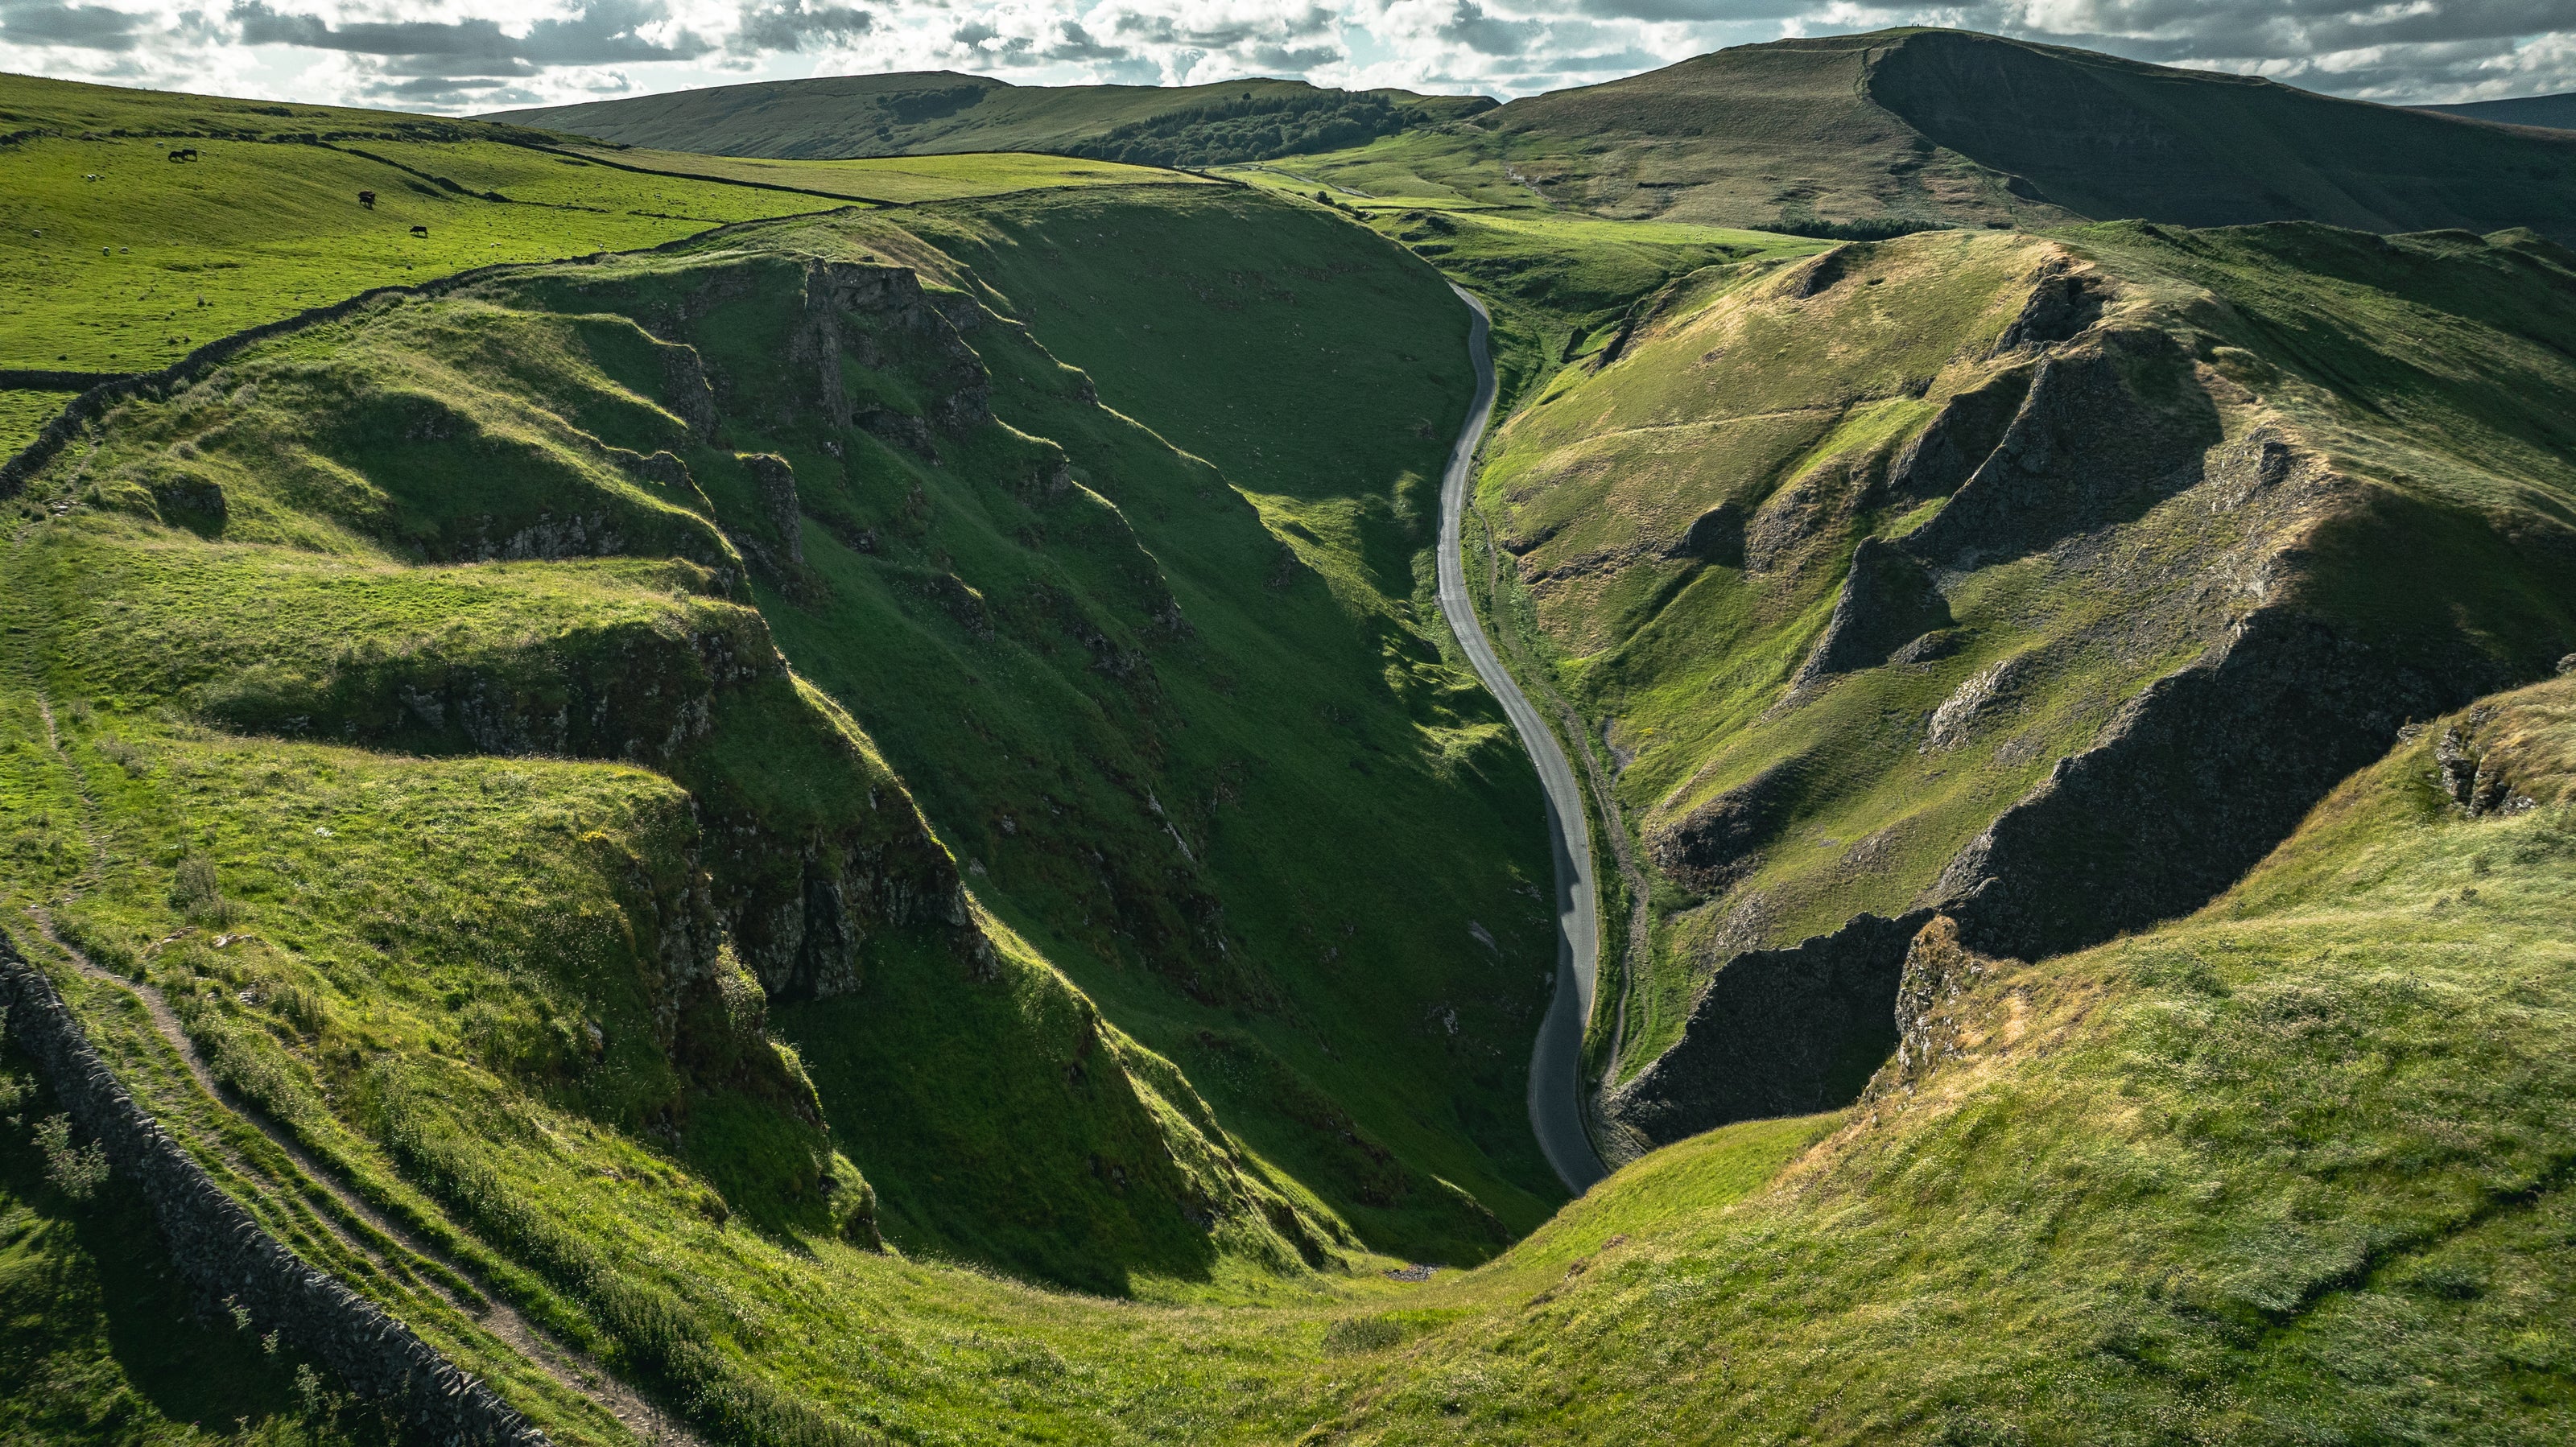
[{"xmin": 0, "ymin": 940, "xmax": 549, "ymax": 1446}]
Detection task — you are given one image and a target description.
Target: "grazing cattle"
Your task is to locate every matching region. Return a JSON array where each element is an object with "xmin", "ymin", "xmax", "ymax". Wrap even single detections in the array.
[
  {"xmin": 168, "ymin": 147, "xmax": 200, "ymax": 163},
  {"xmin": 410, "ymin": 225, "xmax": 429, "ymax": 237},
  {"xmin": 357, "ymin": 189, "xmax": 375, "ymax": 208}
]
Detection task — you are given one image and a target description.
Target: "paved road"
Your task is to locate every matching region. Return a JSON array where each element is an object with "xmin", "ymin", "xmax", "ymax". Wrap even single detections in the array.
[{"xmin": 1434, "ymin": 285, "xmax": 1609, "ymax": 1195}]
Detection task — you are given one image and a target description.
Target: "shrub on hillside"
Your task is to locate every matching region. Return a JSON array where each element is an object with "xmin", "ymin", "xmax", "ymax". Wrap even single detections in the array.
[{"xmin": 35, "ymin": 1113, "xmax": 109, "ymax": 1199}]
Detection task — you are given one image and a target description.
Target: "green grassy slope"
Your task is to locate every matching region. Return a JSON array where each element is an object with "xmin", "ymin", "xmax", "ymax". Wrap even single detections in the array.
[
  {"xmin": 1253, "ymin": 28, "xmax": 2576, "ymax": 241},
  {"xmin": 1220, "ymin": 163, "xmax": 1827, "ymax": 413},
  {"xmin": 0, "ymin": 247, "xmax": 1314, "ymax": 1438},
  {"xmin": 0, "ymin": 69, "xmax": 555, "ymax": 145},
  {"xmin": 1287, "ymin": 671, "xmax": 2576, "ymax": 1443},
  {"xmin": 0, "ymin": 166, "xmax": 1567, "ymax": 1437},
  {"xmin": 0, "ymin": 70, "xmax": 844, "ymax": 402},
  {"xmin": 0, "ymin": 131, "xmax": 830, "ymax": 377},
  {"xmin": 496, "ymin": 73, "xmax": 1493, "ymax": 166},
  {"xmin": 539, "ymin": 145, "xmax": 1209, "ymax": 203},
  {"xmin": 16, "ymin": 592, "xmax": 2567, "ymax": 1444},
  {"xmin": 739, "ymin": 191, "xmax": 1566, "ymax": 1257},
  {"xmin": 1458, "ymin": 220, "xmax": 2576, "ymax": 1149}
]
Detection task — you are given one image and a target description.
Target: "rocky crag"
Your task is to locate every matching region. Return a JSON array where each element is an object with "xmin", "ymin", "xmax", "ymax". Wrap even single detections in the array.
[{"xmin": 1473, "ymin": 224, "xmax": 2576, "ymax": 1148}]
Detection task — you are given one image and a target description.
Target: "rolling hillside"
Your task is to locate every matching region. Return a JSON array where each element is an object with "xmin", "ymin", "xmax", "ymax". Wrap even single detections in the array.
[
  {"xmin": 1455, "ymin": 218, "xmax": 2576, "ymax": 1156},
  {"xmin": 1246, "ymin": 667, "xmax": 2576, "ymax": 1442},
  {"xmin": 1268, "ymin": 28, "xmax": 2576, "ymax": 241},
  {"xmin": 0, "ymin": 134, "xmax": 1565, "ymax": 1437},
  {"xmin": 0, "ymin": 70, "xmax": 1221, "ymax": 461},
  {"xmin": 7, "ymin": 60, "xmax": 2576, "ymax": 1447},
  {"xmin": 495, "ymin": 73, "xmax": 1493, "ymax": 166}
]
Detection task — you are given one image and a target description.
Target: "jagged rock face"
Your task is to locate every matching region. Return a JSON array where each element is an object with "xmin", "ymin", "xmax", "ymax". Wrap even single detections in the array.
[
  {"xmin": 731, "ymin": 835, "xmax": 970, "ymax": 1000},
  {"xmin": 1793, "ymin": 537, "xmax": 1954, "ymax": 683},
  {"xmin": 1925, "ymin": 651, "xmax": 2036, "ymax": 752},
  {"xmin": 1934, "ymin": 609, "xmax": 2462, "ymax": 963},
  {"xmin": 1647, "ymin": 758, "xmax": 1806, "ymax": 895},
  {"xmin": 741, "ymin": 452, "xmax": 806, "ymax": 571},
  {"xmin": 2429, "ymin": 701, "xmax": 2562, "ymax": 817},
  {"xmin": 1602, "ymin": 909, "xmax": 1931, "ymax": 1143},
  {"xmin": 794, "ymin": 259, "xmax": 993, "ymax": 450},
  {"xmin": 1988, "ymin": 258, "xmax": 2104, "ymax": 354},
  {"xmin": 1872, "ymin": 914, "xmax": 1989, "ymax": 1097},
  {"xmin": 658, "ymin": 341, "xmax": 719, "ymax": 438},
  {"xmin": 1901, "ymin": 329, "xmax": 2221, "ymax": 571},
  {"xmin": 1879, "ymin": 364, "xmax": 2029, "ymax": 508},
  {"xmin": 1744, "ymin": 457, "xmax": 1872, "ymax": 575},
  {"xmin": 208, "ymin": 612, "xmax": 774, "ymax": 764},
  {"xmin": 1663, "ymin": 499, "xmax": 1746, "ymax": 566}
]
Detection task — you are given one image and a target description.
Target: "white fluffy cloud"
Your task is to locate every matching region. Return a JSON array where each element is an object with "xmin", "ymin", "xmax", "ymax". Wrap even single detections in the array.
[{"xmin": 1, "ymin": 0, "xmax": 2569, "ymax": 113}]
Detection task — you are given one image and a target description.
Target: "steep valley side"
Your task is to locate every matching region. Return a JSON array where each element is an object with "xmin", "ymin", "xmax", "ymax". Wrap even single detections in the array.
[
  {"xmin": 1459, "ymin": 221, "xmax": 2576, "ymax": 1156},
  {"xmin": 0, "ymin": 182, "xmax": 1559, "ymax": 1443},
  {"xmin": 8, "ymin": 62, "xmax": 2576, "ymax": 1445}
]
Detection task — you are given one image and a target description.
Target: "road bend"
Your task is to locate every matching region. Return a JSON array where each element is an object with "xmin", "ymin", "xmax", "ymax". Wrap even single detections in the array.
[{"xmin": 1433, "ymin": 284, "xmax": 1608, "ymax": 1194}]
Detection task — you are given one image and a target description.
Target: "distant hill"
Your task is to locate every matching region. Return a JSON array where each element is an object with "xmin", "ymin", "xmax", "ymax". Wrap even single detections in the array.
[
  {"xmin": 492, "ymin": 72, "xmax": 1494, "ymax": 166},
  {"xmin": 2416, "ymin": 92, "xmax": 2576, "ymax": 132},
  {"xmin": 0, "ymin": 67, "xmax": 557, "ymax": 144},
  {"xmin": 1387, "ymin": 28, "xmax": 2576, "ymax": 240}
]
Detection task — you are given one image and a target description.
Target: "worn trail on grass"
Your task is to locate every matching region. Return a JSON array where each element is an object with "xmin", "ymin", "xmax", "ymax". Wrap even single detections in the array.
[
  {"xmin": 1434, "ymin": 283, "xmax": 1607, "ymax": 1193},
  {"xmin": 22, "ymin": 670, "xmax": 700, "ymax": 1445}
]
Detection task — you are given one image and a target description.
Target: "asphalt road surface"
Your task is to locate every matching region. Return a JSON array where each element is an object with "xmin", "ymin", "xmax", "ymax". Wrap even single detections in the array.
[{"xmin": 1433, "ymin": 284, "xmax": 1609, "ymax": 1195}]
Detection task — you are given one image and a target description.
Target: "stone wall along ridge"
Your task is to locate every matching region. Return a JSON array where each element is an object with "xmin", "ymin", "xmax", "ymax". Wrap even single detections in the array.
[{"xmin": 0, "ymin": 938, "xmax": 551, "ymax": 1446}]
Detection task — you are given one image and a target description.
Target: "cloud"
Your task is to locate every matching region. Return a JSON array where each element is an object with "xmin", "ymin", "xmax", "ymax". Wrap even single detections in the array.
[
  {"xmin": 734, "ymin": 0, "xmax": 873, "ymax": 52},
  {"xmin": 230, "ymin": 0, "xmax": 716, "ymax": 66},
  {"xmin": 0, "ymin": 0, "xmax": 151, "ymax": 50},
  {"xmin": 1969, "ymin": 0, "xmax": 2576, "ymax": 97},
  {"xmin": 0, "ymin": 0, "xmax": 2567, "ymax": 114},
  {"xmin": 1435, "ymin": 0, "xmax": 1543, "ymax": 56},
  {"xmin": 1566, "ymin": 0, "xmax": 1813, "ymax": 21}
]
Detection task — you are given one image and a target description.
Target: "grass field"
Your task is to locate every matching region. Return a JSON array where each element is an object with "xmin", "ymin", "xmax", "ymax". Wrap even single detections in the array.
[
  {"xmin": 0, "ymin": 72, "xmax": 1227, "ymax": 388},
  {"xmin": 0, "ymin": 388, "xmax": 77, "ymax": 456},
  {"xmin": 1220, "ymin": 134, "xmax": 1539, "ymax": 212},
  {"xmin": 0, "ymin": 134, "xmax": 841, "ymax": 375},
  {"xmin": 545, "ymin": 145, "xmax": 1210, "ymax": 204}
]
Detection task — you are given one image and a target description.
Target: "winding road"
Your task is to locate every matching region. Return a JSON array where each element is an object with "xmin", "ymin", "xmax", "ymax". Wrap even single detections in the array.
[{"xmin": 1435, "ymin": 285, "xmax": 1609, "ymax": 1194}]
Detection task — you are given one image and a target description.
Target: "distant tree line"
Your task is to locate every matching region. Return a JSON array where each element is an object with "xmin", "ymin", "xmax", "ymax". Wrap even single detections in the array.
[
  {"xmin": 1069, "ymin": 93, "xmax": 1415, "ymax": 168},
  {"xmin": 878, "ymin": 84, "xmax": 990, "ymax": 126},
  {"xmin": 1770, "ymin": 215, "xmax": 1958, "ymax": 241}
]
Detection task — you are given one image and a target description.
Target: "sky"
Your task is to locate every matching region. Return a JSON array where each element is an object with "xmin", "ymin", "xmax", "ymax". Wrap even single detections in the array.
[{"xmin": 2, "ymin": 0, "xmax": 2572, "ymax": 116}]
